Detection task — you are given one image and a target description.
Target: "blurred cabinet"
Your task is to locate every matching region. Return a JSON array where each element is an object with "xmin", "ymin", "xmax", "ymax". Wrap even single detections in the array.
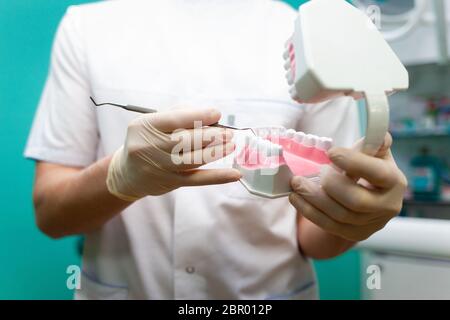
[
  {"xmin": 362, "ymin": 252, "xmax": 450, "ymax": 299},
  {"xmin": 359, "ymin": 217, "xmax": 450, "ymax": 299}
]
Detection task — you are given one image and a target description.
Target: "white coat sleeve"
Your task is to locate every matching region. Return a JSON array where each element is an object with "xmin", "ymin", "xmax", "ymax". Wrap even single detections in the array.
[{"xmin": 24, "ymin": 7, "xmax": 98, "ymax": 167}]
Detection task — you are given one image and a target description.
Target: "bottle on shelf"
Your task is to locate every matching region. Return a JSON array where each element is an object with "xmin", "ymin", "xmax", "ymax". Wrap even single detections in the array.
[{"xmin": 410, "ymin": 146, "xmax": 442, "ymax": 201}]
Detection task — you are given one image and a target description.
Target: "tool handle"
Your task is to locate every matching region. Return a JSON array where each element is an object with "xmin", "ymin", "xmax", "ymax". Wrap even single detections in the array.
[{"xmin": 121, "ymin": 104, "xmax": 240, "ymax": 132}]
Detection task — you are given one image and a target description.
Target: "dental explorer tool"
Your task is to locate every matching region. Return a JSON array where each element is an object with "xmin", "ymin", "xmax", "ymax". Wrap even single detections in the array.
[{"xmin": 90, "ymin": 97, "xmax": 256, "ymax": 135}]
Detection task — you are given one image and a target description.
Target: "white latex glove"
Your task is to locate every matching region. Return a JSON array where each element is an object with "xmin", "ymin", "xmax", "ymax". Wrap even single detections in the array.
[
  {"xmin": 289, "ymin": 133, "xmax": 407, "ymax": 241},
  {"xmin": 107, "ymin": 108, "xmax": 241, "ymax": 201}
]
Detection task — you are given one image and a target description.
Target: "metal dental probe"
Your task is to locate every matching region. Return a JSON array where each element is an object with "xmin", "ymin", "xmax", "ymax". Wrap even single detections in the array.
[{"xmin": 90, "ymin": 97, "xmax": 256, "ymax": 136}]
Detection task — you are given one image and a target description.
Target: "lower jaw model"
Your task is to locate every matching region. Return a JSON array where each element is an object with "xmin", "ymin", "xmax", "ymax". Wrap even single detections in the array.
[{"xmin": 233, "ymin": 127, "xmax": 333, "ymax": 199}]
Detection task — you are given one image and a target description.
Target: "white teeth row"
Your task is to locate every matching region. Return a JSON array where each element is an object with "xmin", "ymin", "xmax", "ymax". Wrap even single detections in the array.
[
  {"xmin": 254, "ymin": 126, "xmax": 286, "ymax": 138},
  {"xmin": 283, "ymin": 37, "xmax": 293, "ymax": 61},
  {"xmin": 280, "ymin": 130, "xmax": 333, "ymax": 150},
  {"xmin": 285, "ymin": 64, "xmax": 295, "ymax": 86},
  {"xmin": 286, "ymin": 71, "xmax": 294, "ymax": 86},
  {"xmin": 318, "ymin": 138, "xmax": 333, "ymax": 150},
  {"xmin": 284, "ymin": 59, "xmax": 291, "ymax": 70},
  {"xmin": 298, "ymin": 133, "xmax": 333, "ymax": 150},
  {"xmin": 284, "ymin": 129, "xmax": 296, "ymax": 139},
  {"xmin": 245, "ymin": 136, "xmax": 283, "ymax": 157},
  {"xmin": 283, "ymin": 37, "xmax": 299, "ymax": 100},
  {"xmin": 252, "ymin": 127, "xmax": 333, "ymax": 151}
]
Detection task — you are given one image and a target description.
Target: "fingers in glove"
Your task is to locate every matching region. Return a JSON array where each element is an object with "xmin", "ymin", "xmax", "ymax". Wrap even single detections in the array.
[
  {"xmin": 291, "ymin": 176, "xmax": 370, "ymax": 226},
  {"xmin": 169, "ymin": 127, "xmax": 233, "ymax": 152},
  {"xmin": 288, "ymin": 193, "xmax": 386, "ymax": 241},
  {"xmin": 327, "ymin": 144, "xmax": 398, "ymax": 189},
  {"xmin": 145, "ymin": 108, "xmax": 222, "ymax": 133},
  {"xmin": 172, "ymin": 141, "xmax": 236, "ymax": 170},
  {"xmin": 321, "ymin": 168, "xmax": 391, "ymax": 214}
]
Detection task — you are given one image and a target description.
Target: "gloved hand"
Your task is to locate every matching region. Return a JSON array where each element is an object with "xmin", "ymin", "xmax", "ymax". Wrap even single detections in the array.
[
  {"xmin": 289, "ymin": 133, "xmax": 407, "ymax": 242},
  {"xmin": 107, "ymin": 108, "xmax": 241, "ymax": 201}
]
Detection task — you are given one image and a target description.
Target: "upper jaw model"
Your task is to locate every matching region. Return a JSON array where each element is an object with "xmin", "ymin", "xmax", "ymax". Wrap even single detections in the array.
[{"xmin": 233, "ymin": 127, "xmax": 333, "ymax": 199}]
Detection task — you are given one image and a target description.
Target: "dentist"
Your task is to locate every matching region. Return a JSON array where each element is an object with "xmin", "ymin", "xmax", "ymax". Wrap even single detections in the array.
[{"xmin": 25, "ymin": 0, "xmax": 406, "ymax": 299}]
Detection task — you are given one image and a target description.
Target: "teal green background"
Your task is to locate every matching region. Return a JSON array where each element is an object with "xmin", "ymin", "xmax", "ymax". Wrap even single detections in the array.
[{"xmin": 0, "ymin": 0, "xmax": 360, "ymax": 299}]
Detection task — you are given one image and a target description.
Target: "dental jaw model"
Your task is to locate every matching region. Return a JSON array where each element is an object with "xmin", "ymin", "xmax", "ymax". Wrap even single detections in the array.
[
  {"xmin": 284, "ymin": 0, "xmax": 409, "ymax": 155},
  {"xmin": 235, "ymin": 0, "xmax": 408, "ymax": 199},
  {"xmin": 234, "ymin": 127, "xmax": 333, "ymax": 199}
]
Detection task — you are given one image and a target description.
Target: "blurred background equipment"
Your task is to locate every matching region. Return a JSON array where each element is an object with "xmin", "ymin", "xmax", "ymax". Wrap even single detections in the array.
[
  {"xmin": 355, "ymin": 0, "xmax": 449, "ymax": 64},
  {"xmin": 357, "ymin": 0, "xmax": 450, "ymax": 300}
]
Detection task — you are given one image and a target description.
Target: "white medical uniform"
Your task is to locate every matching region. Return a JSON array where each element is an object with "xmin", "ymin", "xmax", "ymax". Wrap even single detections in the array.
[{"xmin": 25, "ymin": 0, "xmax": 360, "ymax": 299}]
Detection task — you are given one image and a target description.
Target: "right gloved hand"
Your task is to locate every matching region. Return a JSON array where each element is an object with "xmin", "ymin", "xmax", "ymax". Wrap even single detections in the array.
[{"xmin": 106, "ymin": 108, "xmax": 241, "ymax": 201}]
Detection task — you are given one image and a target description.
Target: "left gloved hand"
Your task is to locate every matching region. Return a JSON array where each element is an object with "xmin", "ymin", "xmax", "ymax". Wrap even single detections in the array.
[{"xmin": 289, "ymin": 133, "xmax": 407, "ymax": 242}]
